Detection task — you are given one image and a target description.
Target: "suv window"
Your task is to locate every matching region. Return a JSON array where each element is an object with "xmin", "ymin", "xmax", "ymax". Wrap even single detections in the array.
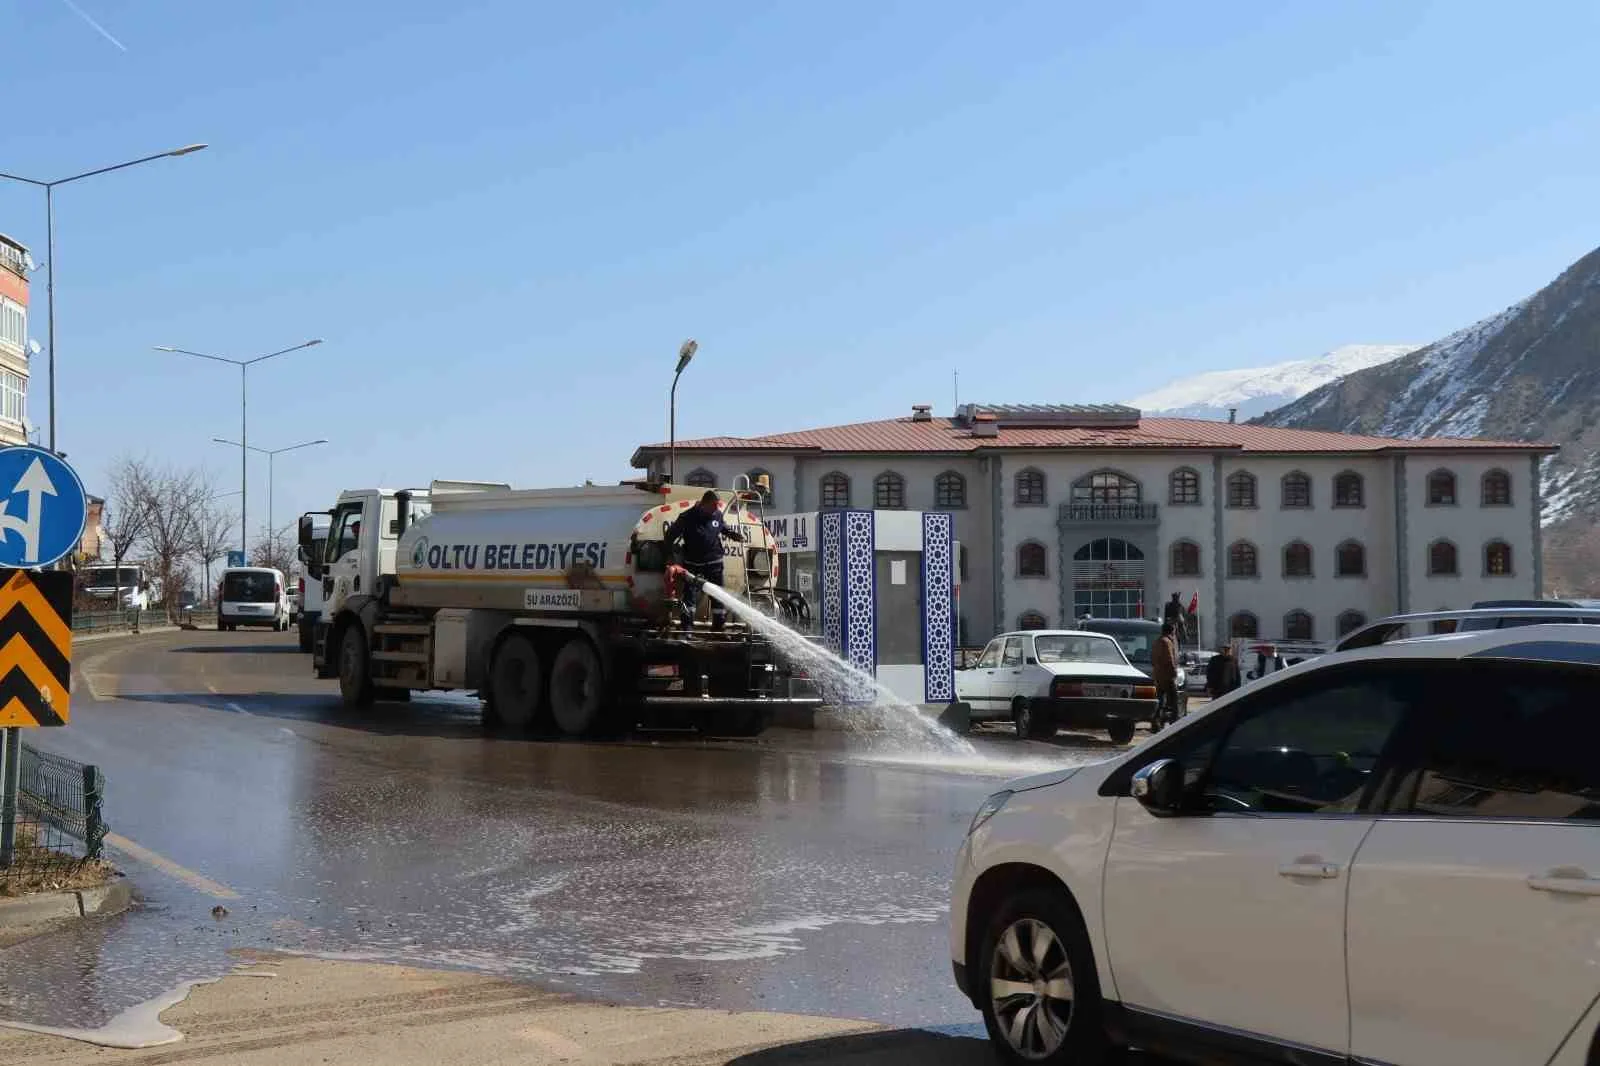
[
  {"xmin": 1394, "ymin": 665, "xmax": 1600, "ymax": 822},
  {"xmin": 1001, "ymin": 637, "xmax": 1026, "ymax": 667},
  {"xmin": 976, "ymin": 640, "xmax": 1002, "ymax": 669},
  {"xmin": 1147, "ymin": 667, "xmax": 1426, "ymax": 814}
]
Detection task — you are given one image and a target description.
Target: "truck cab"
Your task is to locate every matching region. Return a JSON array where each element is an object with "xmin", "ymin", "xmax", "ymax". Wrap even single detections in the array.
[{"xmin": 79, "ymin": 563, "xmax": 152, "ymax": 611}]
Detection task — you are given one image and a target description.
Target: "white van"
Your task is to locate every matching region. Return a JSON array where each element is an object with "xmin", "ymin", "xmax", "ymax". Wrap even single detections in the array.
[{"xmin": 217, "ymin": 567, "xmax": 290, "ymax": 632}]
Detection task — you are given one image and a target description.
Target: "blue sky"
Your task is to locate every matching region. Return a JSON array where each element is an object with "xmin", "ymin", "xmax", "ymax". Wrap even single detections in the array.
[{"xmin": 2, "ymin": 0, "xmax": 1598, "ymax": 543}]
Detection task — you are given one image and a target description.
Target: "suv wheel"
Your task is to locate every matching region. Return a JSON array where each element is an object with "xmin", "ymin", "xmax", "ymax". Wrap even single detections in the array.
[{"xmin": 980, "ymin": 889, "xmax": 1111, "ymax": 1065}]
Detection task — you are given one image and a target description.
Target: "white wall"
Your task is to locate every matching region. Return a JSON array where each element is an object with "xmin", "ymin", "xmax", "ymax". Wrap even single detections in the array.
[
  {"xmin": 1403, "ymin": 454, "xmax": 1537, "ymax": 610},
  {"xmin": 1216, "ymin": 455, "xmax": 1400, "ymax": 643}
]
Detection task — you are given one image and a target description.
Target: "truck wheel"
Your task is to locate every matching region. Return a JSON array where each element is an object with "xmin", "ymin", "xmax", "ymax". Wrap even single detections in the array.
[
  {"xmin": 337, "ymin": 624, "xmax": 375, "ymax": 708},
  {"xmin": 1107, "ymin": 720, "xmax": 1135, "ymax": 744},
  {"xmin": 549, "ymin": 637, "xmax": 609, "ymax": 737},
  {"xmin": 485, "ymin": 634, "xmax": 545, "ymax": 732}
]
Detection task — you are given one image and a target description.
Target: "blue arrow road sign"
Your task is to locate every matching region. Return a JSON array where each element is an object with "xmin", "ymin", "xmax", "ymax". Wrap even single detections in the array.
[
  {"xmin": 227, "ymin": 550, "xmax": 246, "ymax": 568},
  {"xmin": 0, "ymin": 446, "xmax": 88, "ymax": 569}
]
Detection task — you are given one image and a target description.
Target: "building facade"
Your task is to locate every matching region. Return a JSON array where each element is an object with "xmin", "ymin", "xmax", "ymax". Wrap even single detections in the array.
[
  {"xmin": 0, "ymin": 232, "xmax": 32, "ymax": 446},
  {"xmin": 633, "ymin": 404, "xmax": 1553, "ymax": 648}
]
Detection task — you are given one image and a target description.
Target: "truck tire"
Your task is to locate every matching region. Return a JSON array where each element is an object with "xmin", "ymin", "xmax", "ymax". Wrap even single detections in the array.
[
  {"xmin": 485, "ymin": 634, "xmax": 546, "ymax": 732},
  {"xmin": 548, "ymin": 637, "xmax": 610, "ymax": 737},
  {"xmin": 337, "ymin": 624, "xmax": 375, "ymax": 708}
]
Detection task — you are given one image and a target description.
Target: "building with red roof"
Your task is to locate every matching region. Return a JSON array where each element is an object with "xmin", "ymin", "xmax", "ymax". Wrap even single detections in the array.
[{"xmin": 633, "ymin": 403, "xmax": 1554, "ymax": 647}]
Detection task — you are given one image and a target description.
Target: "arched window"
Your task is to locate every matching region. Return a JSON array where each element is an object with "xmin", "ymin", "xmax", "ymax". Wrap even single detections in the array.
[
  {"xmin": 1072, "ymin": 470, "xmax": 1142, "ymax": 505},
  {"xmin": 1428, "ymin": 539, "xmax": 1459, "ymax": 576},
  {"xmin": 1014, "ymin": 468, "xmax": 1047, "ymax": 507},
  {"xmin": 684, "ymin": 468, "xmax": 717, "ymax": 489},
  {"xmin": 1335, "ymin": 539, "xmax": 1366, "ymax": 578},
  {"xmin": 1283, "ymin": 610, "xmax": 1314, "ymax": 641},
  {"xmin": 1226, "ymin": 470, "xmax": 1257, "ymax": 509},
  {"xmin": 873, "ymin": 471, "xmax": 906, "ymax": 509},
  {"xmin": 1485, "ymin": 540, "xmax": 1513, "ymax": 576},
  {"xmin": 1333, "ymin": 471, "xmax": 1365, "ymax": 508},
  {"xmin": 1169, "ymin": 540, "xmax": 1201, "ymax": 577},
  {"xmin": 1427, "ymin": 469, "xmax": 1458, "ymax": 506},
  {"xmin": 1227, "ymin": 541, "xmax": 1258, "ymax": 578},
  {"xmin": 745, "ymin": 468, "xmax": 773, "ymax": 505},
  {"xmin": 1017, "ymin": 541, "xmax": 1048, "ymax": 578},
  {"xmin": 820, "ymin": 471, "xmax": 850, "ymax": 509},
  {"xmin": 934, "ymin": 470, "xmax": 967, "ymax": 509},
  {"xmin": 1281, "ymin": 471, "xmax": 1312, "ymax": 509},
  {"xmin": 1017, "ymin": 611, "xmax": 1048, "ymax": 631},
  {"xmin": 1169, "ymin": 467, "xmax": 1201, "ymax": 506},
  {"xmin": 1336, "ymin": 610, "xmax": 1367, "ymax": 637},
  {"xmin": 1229, "ymin": 612, "xmax": 1259, "ymax": 638},
  {"xmin": 1481, "ymin": 469, "xmax": 1512, "ymax": 507},
  {"xmin": 1283, "ymin": 540, "xmax": 1313, "ymax": 578}
]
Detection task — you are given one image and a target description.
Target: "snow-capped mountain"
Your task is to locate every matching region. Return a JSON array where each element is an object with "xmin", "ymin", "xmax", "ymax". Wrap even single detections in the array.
[
  {"xmin": 1258, "ymin": 243, "xmax": 1600, "ymax": 594},
  {"xmin": 1127, "ymin": 344, "xmax": 1418, "ymax": 422}
]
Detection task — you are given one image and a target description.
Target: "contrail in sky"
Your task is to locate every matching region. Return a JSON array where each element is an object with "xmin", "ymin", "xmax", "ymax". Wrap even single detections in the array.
[{"xmin": 57, "ymin": 0, "xmax": 129, "ymax": 52}]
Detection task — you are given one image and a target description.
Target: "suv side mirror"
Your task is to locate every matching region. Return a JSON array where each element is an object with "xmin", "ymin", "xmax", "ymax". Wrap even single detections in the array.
[{"xmin": 1130, "ymin": 759, "xmax": 1185, "ymax": 817}]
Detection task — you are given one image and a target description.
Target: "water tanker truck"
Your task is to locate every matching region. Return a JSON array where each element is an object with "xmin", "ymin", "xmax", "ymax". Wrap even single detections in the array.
[{"xmin": 299, "ymin": 479, "xmax": 811, "ymax": 737}]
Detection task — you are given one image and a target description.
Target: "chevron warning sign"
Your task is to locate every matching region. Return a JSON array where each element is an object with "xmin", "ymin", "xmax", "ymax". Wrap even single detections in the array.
[{"xmin": 0, "ymin": 569, "xmax": 73, "ymax": 727}]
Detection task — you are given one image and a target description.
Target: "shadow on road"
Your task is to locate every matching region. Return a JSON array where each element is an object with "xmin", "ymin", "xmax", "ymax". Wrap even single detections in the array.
[
  {"xmin": 728, "ymin": 1030, "xmax": 991, "ymax": 1065},
  {"xmin": 167, "ymin": 644, "xmax": 304, "ymax": 655}
]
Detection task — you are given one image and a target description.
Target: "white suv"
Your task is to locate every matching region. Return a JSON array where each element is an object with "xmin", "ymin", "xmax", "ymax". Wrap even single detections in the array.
[{"xmin": 949, "ymin": 622, "xmax": 1600, "ymax": 1066}]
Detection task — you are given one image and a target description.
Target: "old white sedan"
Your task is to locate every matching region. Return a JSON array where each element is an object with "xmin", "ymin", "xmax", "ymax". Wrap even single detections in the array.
[{"xmin": 955, "ymin": 630, "xmax": 1157, "ymax": 743}]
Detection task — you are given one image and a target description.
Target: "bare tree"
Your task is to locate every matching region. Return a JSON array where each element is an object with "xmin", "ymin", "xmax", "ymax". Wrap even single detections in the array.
[
  {"xmin": 97, "ymin": 459, "xmax": 154, "ymax": 612},
  {"xmin": 137, "ymin": 463, "xmax": 209, "ymax": 622},
  {"xmin": 248, "ymin": 523, "xmax": 297, "ymax": 576},
  {"xmin": 195, "ymin": 495, "xmax": 238, "ymax": 605}
]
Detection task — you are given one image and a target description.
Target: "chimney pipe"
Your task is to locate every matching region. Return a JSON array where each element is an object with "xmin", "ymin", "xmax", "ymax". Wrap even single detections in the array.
[{"xmin": 1228, "ymin": 408, "xmax": 1237, "ymax": 424}]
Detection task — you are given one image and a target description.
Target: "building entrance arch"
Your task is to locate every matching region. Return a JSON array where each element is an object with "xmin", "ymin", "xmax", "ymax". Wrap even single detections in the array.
[{"xmin": 1071, "ymin": 537, "xmax": 1146, "ymax": 620}]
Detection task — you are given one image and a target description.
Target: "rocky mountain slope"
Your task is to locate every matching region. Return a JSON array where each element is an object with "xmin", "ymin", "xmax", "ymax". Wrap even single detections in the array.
[
  {"xmin": 1128, "ymin": 344, "xmax": 1418, "ymax": 421},
  {"xmin": 1258, "ymin": 244, "xmax": 1600, "ymax": 593}
]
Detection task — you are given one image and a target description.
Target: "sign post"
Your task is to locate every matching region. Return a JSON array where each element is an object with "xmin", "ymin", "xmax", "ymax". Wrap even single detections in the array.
[{"xmin": 0, "ymin": 445, "xmax": 87, "ymax": 868}]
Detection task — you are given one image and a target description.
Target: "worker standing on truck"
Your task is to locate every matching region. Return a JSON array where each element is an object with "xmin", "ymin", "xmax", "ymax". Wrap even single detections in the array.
[{"xmin": 665, "ymin": 491, "xmax": 746, "ymax": 630}]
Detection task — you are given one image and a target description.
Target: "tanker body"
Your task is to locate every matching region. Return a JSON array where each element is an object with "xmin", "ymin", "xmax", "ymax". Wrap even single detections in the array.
[{"xmin": 300, "ymin": 479, "xmax": 808, "ymax": 737}]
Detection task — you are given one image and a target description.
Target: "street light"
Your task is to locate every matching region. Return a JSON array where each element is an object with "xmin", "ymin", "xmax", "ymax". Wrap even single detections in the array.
[
  {"xmin": 211, "ymin": 437, "xmax": 327, "ymax": 560},
  {"xmin": 154, "ymin": 339, "xmax": 322, "ymax": 554},
  {"xmin": 1, "ymin": 144, "xmax": 208, "ymax": 451},
  {"xmin": 669, "ymin": 339, "xmax": 697, "ymax": 483}
]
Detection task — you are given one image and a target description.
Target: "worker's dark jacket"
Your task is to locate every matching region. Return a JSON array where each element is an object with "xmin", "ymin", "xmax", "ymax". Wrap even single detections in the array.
[
  {"xmin": 1206, "ymin": 654, "xmax": 1241, "ymax": 697},
  {"xmin": 666, "ymin": 507, "xmax": 743, "ymax": 569}
]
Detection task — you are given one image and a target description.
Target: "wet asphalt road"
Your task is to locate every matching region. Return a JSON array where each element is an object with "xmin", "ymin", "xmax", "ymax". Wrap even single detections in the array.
[{"xmin": 1, "ymin": 628, "xmax": 1122, "ymax": 1036}]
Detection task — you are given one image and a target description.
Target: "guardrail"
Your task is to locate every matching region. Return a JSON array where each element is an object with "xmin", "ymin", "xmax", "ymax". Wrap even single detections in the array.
[{"xmin": 71, "ymin": 607, "xmax": 215, "ymax": 634}]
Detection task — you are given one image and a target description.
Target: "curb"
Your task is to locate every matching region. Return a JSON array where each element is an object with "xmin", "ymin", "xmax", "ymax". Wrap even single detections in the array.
[
  {"xmin": 773, "ymin": 702, "xmax": 971, "ymax": 733},
  {"xmin": 0, "ymin": 878, "xmax": 135, "ymax": 930}
]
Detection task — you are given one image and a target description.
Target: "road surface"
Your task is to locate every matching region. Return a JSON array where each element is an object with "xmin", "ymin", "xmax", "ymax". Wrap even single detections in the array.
[{"xmin": 0, "ymin": 628, "xmax": 1127, "ymax": 1048}]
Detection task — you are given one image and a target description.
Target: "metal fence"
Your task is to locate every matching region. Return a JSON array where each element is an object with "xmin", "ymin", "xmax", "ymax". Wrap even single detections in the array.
[
  {"xmin": 71, "ymin": 607, "xmax": 214, "ymax": 634},
  {"xmin": 0, "ymin": 741, "xmax": 107, "ymax": 885}
]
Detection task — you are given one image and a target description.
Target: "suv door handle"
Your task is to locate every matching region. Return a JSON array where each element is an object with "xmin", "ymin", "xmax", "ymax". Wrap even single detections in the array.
[
  {"xmin": 1528, "ymin": 870, "xmax": 1600, "ymax": 897},
  {"xmin": 1278, "ymin": 861, "xmax": 1341, "ymax": 880}
]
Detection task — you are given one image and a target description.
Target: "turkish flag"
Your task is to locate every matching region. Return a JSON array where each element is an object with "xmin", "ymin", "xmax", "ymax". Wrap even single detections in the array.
[{"xmin": 1188, "ymin": 591, "xmax": 1199, "ymax": 614}]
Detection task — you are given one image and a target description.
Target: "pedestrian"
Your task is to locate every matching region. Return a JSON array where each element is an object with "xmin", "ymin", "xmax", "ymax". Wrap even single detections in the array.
[
  {"xmin": 664, "ymin": 491, "xmax": 746, "ymax": 630},
  {"xmin": 1206, "ymin": 643, "xmax": 1242, "ymax": 698},
  {"xmin": 1162, "ymin": 592, "xmax": 1188, "ymax": 644},
  {"xmin": 1151, "ymin": 621, "xmax": 1181, "ymax": 724}
]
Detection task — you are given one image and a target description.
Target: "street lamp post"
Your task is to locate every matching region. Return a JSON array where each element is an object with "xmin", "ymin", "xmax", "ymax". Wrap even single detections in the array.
[
  {"xmin": 154, "ymin": 340, "xmax": 322, "ymax": 556},
  {"xmin": 211, "ymin": 437, "xmax": 327, "ymax": 563},
  {"xmin": 668, "ymin": 339, "xmax": 697, "ymax": 484},
  {"xmin": 0, "ymin": 145, "xmax": 207, "ymax": 452}
]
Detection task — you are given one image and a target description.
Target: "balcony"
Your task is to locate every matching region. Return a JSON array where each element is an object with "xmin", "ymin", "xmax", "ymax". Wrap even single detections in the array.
[{"xmin": 1057, "ymin": 501, "xmax": 1160, "ymax": 526}]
